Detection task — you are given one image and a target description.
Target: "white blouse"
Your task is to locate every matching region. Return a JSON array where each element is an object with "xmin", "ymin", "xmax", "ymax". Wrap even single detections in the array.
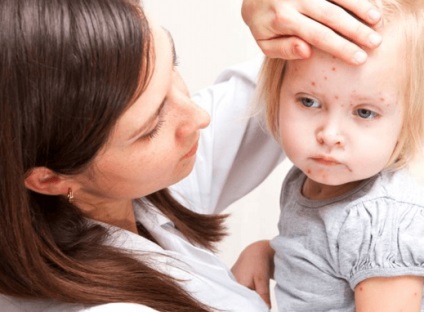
[{"xmin": 1, "ymin": 57, "xmax": 285, "ymax": 312}]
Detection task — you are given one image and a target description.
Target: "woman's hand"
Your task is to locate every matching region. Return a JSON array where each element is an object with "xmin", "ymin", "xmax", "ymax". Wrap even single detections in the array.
[
  {"xmin": 242, "ymin": 0, "xmax": 382, "ymax": 65},
  {"xmin": 231, "ymin": 240, "xmax": 275, "ymax": 308}
]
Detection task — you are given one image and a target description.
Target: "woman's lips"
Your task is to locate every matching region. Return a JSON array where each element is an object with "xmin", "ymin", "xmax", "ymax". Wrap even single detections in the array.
[{"xmin": 183, "ymin": 142, "xmax": 198, "ymax": 158}]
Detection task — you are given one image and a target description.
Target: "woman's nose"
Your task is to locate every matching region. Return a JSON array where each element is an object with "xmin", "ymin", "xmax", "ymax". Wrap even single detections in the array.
[
  {"xmin": 194, "ymin": 103, "xmax": 211, "ymax": 130},
  {"xmin": 171, "ymin": 71, "xmax": 210, "ymax": 136},
  {"xmin": 176, "ymin": 98, "xmax": 210, "ymax": 138}
]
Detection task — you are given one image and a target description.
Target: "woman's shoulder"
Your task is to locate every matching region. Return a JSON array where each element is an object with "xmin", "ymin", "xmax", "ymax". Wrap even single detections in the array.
[
  {"xmin": 85, "ymin": 303, "xmax": 158, "ymax": 312},
  {"xmin": 0, "ymin": 296, "xmax": 157, "ymax": 312}
]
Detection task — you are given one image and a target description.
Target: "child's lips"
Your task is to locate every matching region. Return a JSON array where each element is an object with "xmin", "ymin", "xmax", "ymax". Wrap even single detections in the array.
[{"xmin": 311, "ymin": 155, "xmax": 341, "ymax": 166}]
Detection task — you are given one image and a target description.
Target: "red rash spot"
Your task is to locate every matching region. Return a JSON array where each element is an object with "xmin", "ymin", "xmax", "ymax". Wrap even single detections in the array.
[
  {"xmin": 359, "ymin": 287, "xmax": 364, "ymax": 291},
  {"xmin": 380, "ymin": 97, "xmax": 385, "ymax": 102},
  {"xmin": 332, "ymin": 67, "xmax": 336, "ymax": 71},
  {"xmin": 307, "ymin": 169, "xmax": 312, "ymax": 174},
  {"xmin": 311, "ymin": 81, "xmax": 316, "ymax": 86},
  {"xmin": 324, "ymin": 76, "xmax": 328, "ymax": 80},
  {"xmin": 335, "ymin": 95, "xmax": 339, "ymax": 100}
]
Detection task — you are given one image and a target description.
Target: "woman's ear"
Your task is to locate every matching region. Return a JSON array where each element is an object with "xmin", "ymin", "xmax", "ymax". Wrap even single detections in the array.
[{"xmin": 24, "ymin": 167, "xmax": 69, "ymax": 196}]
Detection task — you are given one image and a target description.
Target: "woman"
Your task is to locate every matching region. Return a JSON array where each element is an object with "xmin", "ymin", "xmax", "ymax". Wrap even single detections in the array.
[{"xmin": 0, "ymin": 0, "xmax": 381, "ymax": 311}]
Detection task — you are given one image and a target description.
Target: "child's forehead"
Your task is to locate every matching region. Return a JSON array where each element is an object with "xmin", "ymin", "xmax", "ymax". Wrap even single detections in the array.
[
  {"xmin": 283, "ymin": 50, "xmax": 404, "ymax": 107},
  {"xmin": 286, "ymin": 24, "xmax": 406, "ymax": 90}
]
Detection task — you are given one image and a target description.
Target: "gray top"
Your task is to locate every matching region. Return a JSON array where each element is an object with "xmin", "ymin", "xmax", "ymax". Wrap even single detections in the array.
[{"xmin": 271, "ymin": 167, "xmax": 424, "ymax": 312}]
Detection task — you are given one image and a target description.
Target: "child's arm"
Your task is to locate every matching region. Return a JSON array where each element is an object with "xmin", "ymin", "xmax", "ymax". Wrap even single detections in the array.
[
  {"xmin": 231, "ymin": 240, "xmax": 275, "ymax": 308},
  {"xmin": 242, "ymin": 0, "xmax": 382, "ymax": 65},
  {"xmin": 355, "ymin": 276, "xmax": 424, "ymax": 311}
]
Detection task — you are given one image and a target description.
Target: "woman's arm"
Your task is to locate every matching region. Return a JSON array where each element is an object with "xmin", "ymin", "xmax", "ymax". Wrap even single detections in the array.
[
  {"xmin": 242, "ymin": 0, "xmax": 382, "ymax": 64},
  {"xmin": 355, "ymin": 276, "xmax": 423, "ymax": 312}
]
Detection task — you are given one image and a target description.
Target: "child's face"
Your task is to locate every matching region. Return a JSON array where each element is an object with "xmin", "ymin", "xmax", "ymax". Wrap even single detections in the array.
[{"xmin": 278, "ymin": 24, "xmax": 405, "ymax": 186}]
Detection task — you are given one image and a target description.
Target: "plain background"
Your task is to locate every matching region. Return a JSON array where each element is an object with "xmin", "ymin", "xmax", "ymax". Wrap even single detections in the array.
[{"xmin": 144, "ymin": 1, "xmax": 285, "ymax": 309}]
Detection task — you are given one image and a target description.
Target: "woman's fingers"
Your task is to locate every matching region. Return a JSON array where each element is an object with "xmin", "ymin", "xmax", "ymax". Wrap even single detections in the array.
[
  {"xmin": 256, "ymin": 36, "xmax": 312, "ymax": 59},
  {"xmin": 242, "ymin": 0, "xmax": 382, "ymax": 64},
  {"xmin": 299, "ymin": 0, "xmax": 382, "ymax": 49},
  {"xmin": 330, "ymin": 0, "xmax": 382, "ymax": 24}
]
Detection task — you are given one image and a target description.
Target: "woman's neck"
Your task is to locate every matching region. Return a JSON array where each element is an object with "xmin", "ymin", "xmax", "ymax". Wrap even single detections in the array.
[{"xmin": 78, "ymin": 199, "xmax": 138, "ymax": 234}]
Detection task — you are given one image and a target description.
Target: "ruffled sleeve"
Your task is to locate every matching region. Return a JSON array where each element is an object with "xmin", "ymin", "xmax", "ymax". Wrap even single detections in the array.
[{"xmin": 338, "ymin": 197, "xmax": 424, "ymax": 289}]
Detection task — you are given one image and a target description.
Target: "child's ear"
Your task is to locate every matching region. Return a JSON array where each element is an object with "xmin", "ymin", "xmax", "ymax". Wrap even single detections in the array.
[{"xmin": 24, "ymin": 167, "xmax": 69, "ymax": 196}]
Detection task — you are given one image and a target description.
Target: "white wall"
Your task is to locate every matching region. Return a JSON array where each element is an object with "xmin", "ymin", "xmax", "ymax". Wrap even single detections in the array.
[
  {"xmin": 143, "ymin": 1, "xmax": 285, "ymax": 310},
  {"xmin": 143, "ymin": 0, "xmax": 260, "ymax": 92}
]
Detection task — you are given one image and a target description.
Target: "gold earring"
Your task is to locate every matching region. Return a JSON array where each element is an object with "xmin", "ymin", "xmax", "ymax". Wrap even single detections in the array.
[{"xmin": 67, "ymin": 188, "xmax": 74, "ymax": 202}]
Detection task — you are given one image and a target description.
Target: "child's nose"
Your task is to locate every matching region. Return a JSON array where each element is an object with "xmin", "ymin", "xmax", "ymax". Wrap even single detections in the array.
[{"xmin": 316, "ymin": 122, "xmax": 344, "ymax": 147}]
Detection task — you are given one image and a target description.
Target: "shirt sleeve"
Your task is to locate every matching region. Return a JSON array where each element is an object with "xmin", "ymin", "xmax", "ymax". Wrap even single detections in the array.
[
  {"xmin": 170, "ymin": 56, "xmax": 284, "ymax": 215},
  {"xmin": 337, "ymin": 197, "xmax": 424, "ymax": 290}
]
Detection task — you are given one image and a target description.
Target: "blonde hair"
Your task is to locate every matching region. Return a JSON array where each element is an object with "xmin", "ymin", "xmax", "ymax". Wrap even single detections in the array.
[{"xmin": 259, "ymin": 0, "xmax": 424, "ymax": 170}]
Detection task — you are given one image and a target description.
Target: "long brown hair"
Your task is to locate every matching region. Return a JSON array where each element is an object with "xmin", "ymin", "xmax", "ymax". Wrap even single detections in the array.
[{"xmin": 0, "ymin": 0, "xmax": 226, "ymax": 311}]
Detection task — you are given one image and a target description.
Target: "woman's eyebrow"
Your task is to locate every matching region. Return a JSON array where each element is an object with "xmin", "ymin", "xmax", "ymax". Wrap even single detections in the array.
[
  {"xmin": 127, "ymin": 28, "xmax": 175, "ymax": 142},
  {"xmin": 161, "ymin": 27, "xmax": 178, "ymax": 65}
]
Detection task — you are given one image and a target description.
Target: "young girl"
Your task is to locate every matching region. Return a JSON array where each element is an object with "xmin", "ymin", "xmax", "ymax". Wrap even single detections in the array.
[{"xmin": 257, "ymin": 0, "xmax": 424, "ymax": 310}]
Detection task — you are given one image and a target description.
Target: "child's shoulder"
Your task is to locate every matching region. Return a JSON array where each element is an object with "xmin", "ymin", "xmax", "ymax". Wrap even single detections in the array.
[
  {"xmin": 317, "ymin": 168, "xmax": 424, "ymax": 239},
  {"xmin": 338, "ymin": 169, "xmax": 424, "ymax": 288},
  {"xmin": 362, "ymin": 168, "xmax": 424, "ymax": 207},
  {"xmin": 339, "ymin": 168, "xmax": 424, "ymax": 241}
]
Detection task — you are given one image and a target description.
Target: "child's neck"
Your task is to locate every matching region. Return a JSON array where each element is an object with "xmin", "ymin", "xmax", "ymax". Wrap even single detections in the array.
[{"xmin": 302, "ymin": 178, "xmax": 363, "ymax": 200}]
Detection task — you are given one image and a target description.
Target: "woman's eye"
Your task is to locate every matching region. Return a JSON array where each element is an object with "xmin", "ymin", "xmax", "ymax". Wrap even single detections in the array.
[
  {"xmin": 300, "ymin": 97, "xmax": 320, "ymax": 108},
  {"xmin": 355, "ymin": 108, "xmax": 377, "ymax": 119},
  {"xmin": 139, "ymin": 119, "xmax": 165, "ymax": 142},
  {"xmin": 138, "ymin": 98, "xmax": 167, "ymax": 142}
]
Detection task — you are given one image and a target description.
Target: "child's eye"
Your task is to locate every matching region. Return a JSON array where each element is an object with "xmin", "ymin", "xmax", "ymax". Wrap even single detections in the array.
[
  {"xmin": 300, "ymin": 97, "xmax": 320, "ymax": 108},
  {"xmin": 355, "ymin": 109, "xmax": 377, "ymax": 119}
]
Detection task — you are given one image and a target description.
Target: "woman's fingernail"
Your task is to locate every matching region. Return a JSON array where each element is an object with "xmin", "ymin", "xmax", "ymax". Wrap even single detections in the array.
[
  {"xmin": 368, "ymin": 8, "xmax": 381, "ymax": 22},
  {"xmin": 369, "ymin": 32, "xmax": 382, "ymax": 46},
  {"xmin": 353, "ymin": 50, "xmax": 367, "ymax": 64}
]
